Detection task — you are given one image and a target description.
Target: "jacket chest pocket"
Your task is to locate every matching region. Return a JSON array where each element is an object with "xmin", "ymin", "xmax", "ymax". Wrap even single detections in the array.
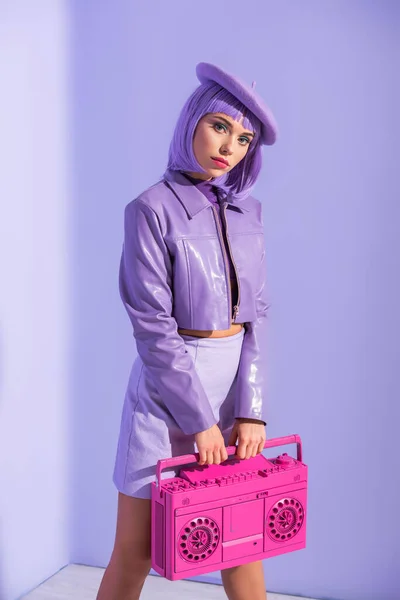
[
  {"xmin": 229, "ymin": 232, "xmax": 265, "ymax": 298},
  {"xmin": 171, "ymin": 236, "xmax": 228, "ymax": 328}
]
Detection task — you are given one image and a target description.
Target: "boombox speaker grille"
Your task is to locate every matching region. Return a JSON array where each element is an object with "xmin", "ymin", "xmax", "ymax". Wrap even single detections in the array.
[
  {"xmin": 178, "ymin": 517, "xmax": 220, "ymax": 563},
  {"xmin": 267, "ymin": 497, "xmax": 304, "ymax": 542}
]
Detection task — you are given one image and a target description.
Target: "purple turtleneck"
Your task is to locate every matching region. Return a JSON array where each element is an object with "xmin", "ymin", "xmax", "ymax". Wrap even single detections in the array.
[{"xmin": 181, "ymin": 172, "xmax": 239, "ymax": 312}]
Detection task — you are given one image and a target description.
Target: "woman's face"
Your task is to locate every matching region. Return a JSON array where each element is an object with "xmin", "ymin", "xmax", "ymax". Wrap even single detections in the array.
[{"xmin": 188, "ymin": 112, "xmax": 254, "ymax": 181}]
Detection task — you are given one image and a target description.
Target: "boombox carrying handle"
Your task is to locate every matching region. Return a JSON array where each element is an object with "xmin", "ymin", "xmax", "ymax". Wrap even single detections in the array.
[{"xmin": 156, "ymin": 434, "xmax": 302, "ymax": 489}]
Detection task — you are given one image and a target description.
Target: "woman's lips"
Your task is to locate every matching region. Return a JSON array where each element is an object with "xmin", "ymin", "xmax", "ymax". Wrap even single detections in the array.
[{"xmin": 211, "ymin": 157, "xmax": 229, "ymax": 168}]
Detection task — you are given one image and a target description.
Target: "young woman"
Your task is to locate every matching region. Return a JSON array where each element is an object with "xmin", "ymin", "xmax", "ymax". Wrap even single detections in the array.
[{"xmin": 97, "ymin": 62, "xmax": 278, "ymax": 600}]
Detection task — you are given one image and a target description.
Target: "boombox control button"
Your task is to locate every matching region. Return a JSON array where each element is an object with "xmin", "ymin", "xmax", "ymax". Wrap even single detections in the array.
[
  {"xmin": 180, "ymin": 482, "xmax": 190, "ymax": 489},
  {"xmin": 275, "ymin": 453, "xmax": 296, "ymax": 467},
  {"xmin": 202, "ymin": 479, "xmax": 218, "ymax": 487}
]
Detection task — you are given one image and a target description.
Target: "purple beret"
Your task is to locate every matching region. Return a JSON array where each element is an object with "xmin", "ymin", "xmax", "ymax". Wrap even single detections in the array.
[{"xmin": 196, "ymin": 62, "xmax": 278, "ymax": 146}]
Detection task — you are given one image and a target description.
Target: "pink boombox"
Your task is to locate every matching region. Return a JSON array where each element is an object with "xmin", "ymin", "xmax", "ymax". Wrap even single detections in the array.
[{"xmin": 151, "ymin": 434, "xmax": 307, "ymax": 581}]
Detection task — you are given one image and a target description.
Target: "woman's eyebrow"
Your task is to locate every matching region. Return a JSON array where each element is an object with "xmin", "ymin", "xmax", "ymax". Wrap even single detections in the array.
[{"xmin": 212, "ymin": 115, "xmax": 255, "ymax": 138}]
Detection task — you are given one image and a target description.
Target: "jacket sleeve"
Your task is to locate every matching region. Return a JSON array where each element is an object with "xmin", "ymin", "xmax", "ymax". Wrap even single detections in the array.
[
  {"xmin": 234, "ymin": 218, "xmax": 270, "ymax": 426},
  {"xmin": 119, "ymin": 199, "xmax": 218, "ymax": 435}
]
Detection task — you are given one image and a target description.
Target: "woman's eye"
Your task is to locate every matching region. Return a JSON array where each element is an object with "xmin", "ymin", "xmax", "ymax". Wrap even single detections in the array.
[
  {"xmin": 214, "ymin": 123, "xmax": 227, "ymax": 133},
  {"xmin": 239, "ymin": 137, "xmax": 251, "ymax": 145}
]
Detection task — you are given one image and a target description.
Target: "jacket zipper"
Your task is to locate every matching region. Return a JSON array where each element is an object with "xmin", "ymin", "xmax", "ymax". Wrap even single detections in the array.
[
  {"xmin": 221, "ymin": 204, "xmax": 241, "ymax": 321},
  {"xmin": 210, "ymin": 204, "xmax": 241, "ymax": 324}
]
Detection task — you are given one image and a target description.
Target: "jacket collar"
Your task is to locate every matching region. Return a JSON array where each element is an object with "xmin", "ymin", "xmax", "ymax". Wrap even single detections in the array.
[{"xmin": 163, "ymin": 169, "xmax": 249, "ymax": 219}]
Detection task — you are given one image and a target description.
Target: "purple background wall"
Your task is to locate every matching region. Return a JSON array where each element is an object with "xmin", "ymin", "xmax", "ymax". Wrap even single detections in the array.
[
  {"xmin": 1, "ymin": 3, "xmax": 70, "ymax": 599},
  {"xmin": 69, "ymin": 1, "xmax": 400, "ymax": 599}
]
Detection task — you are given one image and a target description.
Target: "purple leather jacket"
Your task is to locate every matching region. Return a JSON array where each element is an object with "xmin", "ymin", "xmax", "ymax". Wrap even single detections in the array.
[{"xmin": 119, "ymin": 168, "xmax": 270, "ymax": 436}]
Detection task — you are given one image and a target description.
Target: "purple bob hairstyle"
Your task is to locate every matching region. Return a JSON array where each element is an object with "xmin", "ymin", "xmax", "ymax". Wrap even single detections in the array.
[{"xmin": 166, "ymin": 82, "xmax": 263, "ymax": 200}]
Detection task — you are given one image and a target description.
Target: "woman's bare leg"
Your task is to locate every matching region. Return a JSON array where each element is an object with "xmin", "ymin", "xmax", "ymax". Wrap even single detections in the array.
[
  {"xmin": 221, "ymin": 561, "xmax": 267, "ymax": 600},
  {"xmin": 96, "ymin": 492, "xmax": 152, "ymax": 600}
]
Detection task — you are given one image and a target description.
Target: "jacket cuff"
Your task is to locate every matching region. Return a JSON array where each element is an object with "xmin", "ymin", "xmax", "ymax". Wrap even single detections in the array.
[{"xmin": 234, "ymin": 316, "xmax": 269, "ymax": 424}]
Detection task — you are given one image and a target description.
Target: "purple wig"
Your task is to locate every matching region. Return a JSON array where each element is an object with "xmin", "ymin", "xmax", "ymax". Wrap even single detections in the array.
[{"xmin": 166, "ymin": 82, "xmax": 263, "ymax": 200}]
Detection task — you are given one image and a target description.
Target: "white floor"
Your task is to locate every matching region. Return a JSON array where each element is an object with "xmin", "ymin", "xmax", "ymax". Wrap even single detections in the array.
[{"xmin": 21, "ymin": 564, "xmax": 315, "ymax": 600}]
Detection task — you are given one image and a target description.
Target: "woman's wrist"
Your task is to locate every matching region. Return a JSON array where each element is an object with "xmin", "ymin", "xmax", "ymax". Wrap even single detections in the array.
[{"xmin": 235, "ymin": 417, "xmax": 266, "ymax": 425}]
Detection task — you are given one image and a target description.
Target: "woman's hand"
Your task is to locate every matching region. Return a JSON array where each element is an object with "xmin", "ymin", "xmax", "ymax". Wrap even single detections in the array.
[
  {"xmin": 228, "ymin": 418, "xmax": 266, "ymax": 459},
  {"xmin": 195, "ymin": 424, "xmax": 229, "ymax": 466}
]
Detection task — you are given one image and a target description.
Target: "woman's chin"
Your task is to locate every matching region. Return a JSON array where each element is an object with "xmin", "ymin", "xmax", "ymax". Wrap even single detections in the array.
[
  {"xmin": 201, "ymin": 165, "xmax": 228, "ymax": 178},
  {"xmin": 187, "ymin": 164, "xmax": 229, "ymax": 180},
  {"xmin": 189, "ymin": 168, "xmax": 216, "ymax": 180}
]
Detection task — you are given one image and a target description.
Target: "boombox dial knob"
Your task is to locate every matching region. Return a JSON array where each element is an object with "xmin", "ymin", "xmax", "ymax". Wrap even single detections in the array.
[{"xmin": 275, "ymin": 453, "xmax": 296, "ymax": 467}]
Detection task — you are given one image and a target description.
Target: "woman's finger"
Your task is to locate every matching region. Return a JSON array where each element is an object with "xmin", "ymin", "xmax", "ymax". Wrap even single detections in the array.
[
  {"xmin": 228, "ymin": 427, "xmax": 238, "ymax": 447},
  {"xmin": 198, "ymin": 450, "xmax": 205, "ymax": 465},
  {"xmin": 245, "ymin": 443, "xmax": 255, "ymax": 460},
  {"xmin": 251, "ymin": 443, "xmax": 259, "ymax": 458},
  {"xmin": 236, "ymin": 439, "xmax": 247, "ymax": 459},
  {"xmin": 213, "ymin": 448, "xmax": 221, "ymax": 465}
]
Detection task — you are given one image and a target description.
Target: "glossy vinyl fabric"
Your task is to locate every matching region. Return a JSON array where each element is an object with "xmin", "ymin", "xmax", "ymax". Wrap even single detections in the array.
[{"xmin": 119, "ymin": 168, "xmax": 270, "ymax": 435}]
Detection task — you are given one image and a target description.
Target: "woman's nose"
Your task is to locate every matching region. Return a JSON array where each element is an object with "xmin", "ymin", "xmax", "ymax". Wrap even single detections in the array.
[{"xmin": 220, "ymin": 144, "xmax": 233, "ymax": 155}]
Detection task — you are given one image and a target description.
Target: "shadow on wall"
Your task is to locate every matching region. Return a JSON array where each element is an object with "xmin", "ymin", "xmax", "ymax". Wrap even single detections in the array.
[
  {"xmin": 0, "ymin": 527, "xmax": 4, "ymax": 600},
  {"xmin": 68, "ymin": 0, "xmax": 139, "ymax": 567},
  {"xmin": 0, "ymin": 542, "xmax": 3, "ymax": 598},
  {"xmin": 0, "ymin": 332, "xmax": 5, "ymax": 600}
]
